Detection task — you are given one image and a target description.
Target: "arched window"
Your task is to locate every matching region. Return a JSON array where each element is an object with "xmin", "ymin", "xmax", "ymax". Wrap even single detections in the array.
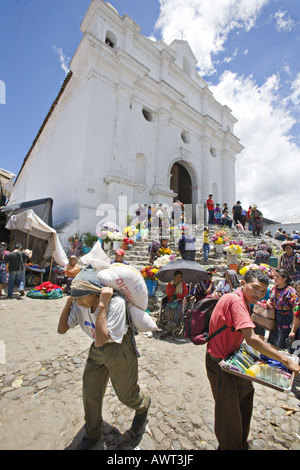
[
  {"xmin": 105, "ymin": 31, "xmax": 117, "ymax": 49},
  {"xmin": 135, "ymin": 154, "xmax": 147, "ymax": 185}
]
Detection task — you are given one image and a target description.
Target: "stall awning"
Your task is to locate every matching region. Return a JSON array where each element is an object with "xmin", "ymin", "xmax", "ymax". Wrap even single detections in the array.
[{"xmin": 5, "ymin": 209, "xmax": 68, "ymax": 266}]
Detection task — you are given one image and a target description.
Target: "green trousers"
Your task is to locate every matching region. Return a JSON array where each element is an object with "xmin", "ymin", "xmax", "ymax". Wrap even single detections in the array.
[{"xmin": 82, "ymin": 332, "xmax": 149, "ymax": 439}]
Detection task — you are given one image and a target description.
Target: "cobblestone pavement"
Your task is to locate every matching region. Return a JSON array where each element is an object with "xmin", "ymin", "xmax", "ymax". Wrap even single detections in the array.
[{"xmin": 0, "ymin": 297, "xmax": 300, "ymax": 451}]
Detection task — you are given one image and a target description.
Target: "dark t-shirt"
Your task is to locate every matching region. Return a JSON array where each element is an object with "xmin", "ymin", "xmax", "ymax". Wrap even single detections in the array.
[
  {"xmin": 5, "ymin": 251, "xmax": 29, "ymax": 272},
  {"xmin": 232, "ymin": 205, "xmax": 242, "ymax": 217}
]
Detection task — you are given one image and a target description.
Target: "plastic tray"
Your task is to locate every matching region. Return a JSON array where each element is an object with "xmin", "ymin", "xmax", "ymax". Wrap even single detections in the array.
[{"xmin": 219, "ymin": 352, "xmax": 299, "ymax": 392}]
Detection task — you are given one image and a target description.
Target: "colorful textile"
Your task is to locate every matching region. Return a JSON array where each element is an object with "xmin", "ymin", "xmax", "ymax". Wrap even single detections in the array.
[
  {"xmin": 26, "ymin": 281, "xmax": 63, "ymax": 299},
  {"xmin": 269, "ymin": 285, "xmax": 297, "ymax": 328},
  {"xmin": 279, "ymin": 253, "xmax": 300, "ymax": 279}
]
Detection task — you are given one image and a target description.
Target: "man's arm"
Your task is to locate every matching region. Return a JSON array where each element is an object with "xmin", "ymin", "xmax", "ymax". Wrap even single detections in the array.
[
  {"xmin": 57, "ymin": 297, "xmax": 74, "ymax": 334},
  {"xmin": 94, "ymin": 287, "xmax": 114, "ymax": 347},
  {"xmin": 241, "ymin": 327, "xmax": 300, "ymax": 373}
]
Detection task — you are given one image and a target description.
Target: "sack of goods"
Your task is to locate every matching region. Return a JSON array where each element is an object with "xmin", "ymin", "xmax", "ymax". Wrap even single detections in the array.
[
  {"xmin": 79, "ymin": 241, "xmax": 111, "ymax": 272},
  {"xmin": 127, "ymin": 302, "xmax": 159, "ymax": 333},
  {"xmin": 97, "ymin": 262, "xmax": 148, "ymax": 311}
]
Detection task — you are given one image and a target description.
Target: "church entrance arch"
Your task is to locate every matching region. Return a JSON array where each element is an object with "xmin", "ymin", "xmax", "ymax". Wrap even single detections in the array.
[{"xmin": 170, "ymin": 161, "xmax": 198, "ymax": 223}]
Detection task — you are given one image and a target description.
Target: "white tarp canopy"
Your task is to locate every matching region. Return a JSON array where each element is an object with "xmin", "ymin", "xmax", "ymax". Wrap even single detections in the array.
[{"xmin": 5, "ymin": 209, "xmax": 68, "ymax": 266}]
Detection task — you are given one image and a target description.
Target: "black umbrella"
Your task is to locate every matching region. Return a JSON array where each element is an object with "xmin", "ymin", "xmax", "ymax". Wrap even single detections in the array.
[{"xmin": 155, "ymin": 259, "xmax": 210, "ymax": 284}]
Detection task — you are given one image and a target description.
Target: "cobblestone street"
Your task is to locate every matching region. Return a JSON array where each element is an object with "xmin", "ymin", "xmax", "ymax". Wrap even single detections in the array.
[{"xmin": 0, "ymin": 295, "xmax": 300, "ymax": 451}]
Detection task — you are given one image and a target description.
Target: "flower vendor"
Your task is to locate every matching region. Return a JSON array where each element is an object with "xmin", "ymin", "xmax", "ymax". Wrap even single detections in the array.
[
  {"xmin": 166, "ymin": 270, "xmax": 189, "ymax": 302},
  {"xmin": 148, "ymin": 237, "xmax": 170, "ymax": 264}
]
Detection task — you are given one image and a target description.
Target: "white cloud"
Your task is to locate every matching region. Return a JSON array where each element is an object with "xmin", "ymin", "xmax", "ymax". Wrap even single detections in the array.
[
  {"xmin": 291, "ymin": 73, "xmax": 300, "ymax": 106},
  {"xmin": 210, "ymin": 72, "xmax": 300, "ymax": 222},
  {"xmin": 155, "ymin": 0, "xmax": 269, "ymax": 75},
  {"xmin": 52, "ymin": 46, "xmax": 70, "ymax": 75},
  {"xmin": 274, "ymin": 9, "xmax": 295, "ymax": 32}
]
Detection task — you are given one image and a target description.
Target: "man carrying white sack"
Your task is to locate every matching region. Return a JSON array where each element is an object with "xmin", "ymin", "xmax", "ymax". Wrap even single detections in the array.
[{"xmin": 57, "ymin": 264, "xmax": 150, "ymax": 450}]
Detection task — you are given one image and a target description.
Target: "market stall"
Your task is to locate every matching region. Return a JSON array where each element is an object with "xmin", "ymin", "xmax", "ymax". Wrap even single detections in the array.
[{"xmin": 5, "ymin": 209, "xmax": 68, "ymax": 282}]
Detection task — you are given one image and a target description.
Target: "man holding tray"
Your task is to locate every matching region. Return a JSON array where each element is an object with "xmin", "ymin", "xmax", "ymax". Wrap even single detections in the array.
[{"xmin": 205, "ymin": 268, "xmax": 300, "ymax": 451}]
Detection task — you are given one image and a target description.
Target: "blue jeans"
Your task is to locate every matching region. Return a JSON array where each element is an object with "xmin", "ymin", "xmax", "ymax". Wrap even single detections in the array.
[
  {"xmin": 7, "ymin": 270, "xmax": 25, "ymax": 297},
  {"xmin": 208, "ymin": 210, "xmax": 214, "ymax": 225},
  {"xmin": 203, "ymin": 243, "xmax": 210, "ymax": 261}
]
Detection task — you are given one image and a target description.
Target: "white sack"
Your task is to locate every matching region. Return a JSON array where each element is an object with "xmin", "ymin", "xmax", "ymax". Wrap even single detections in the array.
[
  {"xmin": 97, "ymin": 263, "xmax": 148, "ymax": 310},
  {"xmin": 127, "ymin": 302, "xmax": 159, "ymax": 333},
  {"xmin": 79, "ymin": 241, "xmax": 110, "ymax": 272}
]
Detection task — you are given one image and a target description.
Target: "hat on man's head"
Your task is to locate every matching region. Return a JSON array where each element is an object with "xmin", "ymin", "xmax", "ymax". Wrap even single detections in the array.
[
  {"xmin": 70, "ymin": 264, "xmax": 103, "ymax": 298},
  {"xmin": 115, "ymin": 249, "xmax": 125, "ymax": 256}
]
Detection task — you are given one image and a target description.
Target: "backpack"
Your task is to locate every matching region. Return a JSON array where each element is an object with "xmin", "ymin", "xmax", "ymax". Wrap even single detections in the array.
[{"xmin": 184, "ymin": 296, "xmax": 234, "ymax": 345}]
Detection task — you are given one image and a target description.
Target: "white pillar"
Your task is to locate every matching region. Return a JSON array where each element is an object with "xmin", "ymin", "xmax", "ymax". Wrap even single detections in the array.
[{"xmin": 111, "ymin": 86, "xmax": 132, "ymax": 177}]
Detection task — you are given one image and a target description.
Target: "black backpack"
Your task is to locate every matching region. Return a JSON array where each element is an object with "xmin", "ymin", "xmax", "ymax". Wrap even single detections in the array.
[{"xmin": 184, "ymin": 296, "xmax": 234, "ymax": 345}]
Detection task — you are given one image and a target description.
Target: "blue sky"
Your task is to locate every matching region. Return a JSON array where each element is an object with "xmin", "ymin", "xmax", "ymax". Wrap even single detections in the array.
[{"xmin": 1, "ymin": 0, "xmax": 299, "ymax": 223}]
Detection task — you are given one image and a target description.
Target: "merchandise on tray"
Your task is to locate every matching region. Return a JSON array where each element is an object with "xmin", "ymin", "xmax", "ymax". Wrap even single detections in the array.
[{"xmin": 222, "ymin": 344, "xmax": 293, "ymax": 389}]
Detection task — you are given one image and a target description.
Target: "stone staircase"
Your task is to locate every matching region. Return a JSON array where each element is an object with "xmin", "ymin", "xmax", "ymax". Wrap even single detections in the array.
[{"xmin": 103, "ymin": 226, "xmax": 283, "ymax": 311}]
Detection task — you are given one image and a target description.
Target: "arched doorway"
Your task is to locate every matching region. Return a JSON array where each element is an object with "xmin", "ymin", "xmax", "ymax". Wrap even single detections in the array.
[{"xmin": 170, "ymin": 162, "xmax": 192, "ymax": 205}]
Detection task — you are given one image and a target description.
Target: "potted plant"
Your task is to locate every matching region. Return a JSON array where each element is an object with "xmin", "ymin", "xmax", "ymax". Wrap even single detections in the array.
[{"xmin": 82, "ymin": 232, "xmax": 98, "ymax": 253}]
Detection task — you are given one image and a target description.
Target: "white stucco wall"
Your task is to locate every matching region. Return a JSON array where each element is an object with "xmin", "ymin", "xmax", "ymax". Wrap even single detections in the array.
[{"xmin": 9, "ymin": 0, "xmax": 243, "ymax": 238}]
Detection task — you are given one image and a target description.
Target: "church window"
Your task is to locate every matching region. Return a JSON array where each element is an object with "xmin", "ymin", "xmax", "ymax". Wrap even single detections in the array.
[
  {"xmin": 210, "ymin": 147, "xmax": 217, "ymax": 158},
  {"xmin": 105, "ymin": 31, "xmax": 117, "ymax": 49},
  {"xmin": 181, "ymin": 131, "xmax": 190, "ymax": 144},
  {"xmin": 142, "ymin": 108, "xmax": 154, "ymax": 122}
]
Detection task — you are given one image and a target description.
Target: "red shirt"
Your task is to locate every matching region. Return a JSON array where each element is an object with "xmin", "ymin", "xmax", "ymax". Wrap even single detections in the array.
[
  {"xmin": 206, "ymin": 198, "xmax": 214, "ymax": 211},
  {"xmin": 207, "ymin": 289, "xmax": 256, "ymax": 359},
  {"xmin": 166, "ymin": 281, "xmax": 189, "ymax": 301}
]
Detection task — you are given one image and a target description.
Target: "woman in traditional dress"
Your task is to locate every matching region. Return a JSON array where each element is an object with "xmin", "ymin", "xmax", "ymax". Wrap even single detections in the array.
[
  {"xmin": 254, "ymin": 241, "xmax": 273, "ymax": 266},
  {"xmin": 216, "ymin": 269, "xmax": 240, "ymax": 296},
  {"xmin": 267, "ymin": 269, "xmax": 298, "ymax": 350},
  {"xmin": 278, "ymin": 241, "xmax": 300, "ymax": 282},
  {"xmin": 166, "ymin": 270, "xmax": 189, "ymax": 302}
]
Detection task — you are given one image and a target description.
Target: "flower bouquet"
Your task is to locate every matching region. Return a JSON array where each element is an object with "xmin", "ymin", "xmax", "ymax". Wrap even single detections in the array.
[
  {"xmin": 159, "ymin": 247, "xmax": 172, "ymax": 256},
  {"xmin": 123, "ymin": 226, "xmax": 138, "ymax": 238},
  {"xmin": 153, "ymin": 253, "xmax": 176, "ymax": 269},
  {"xmin": 97, "ymin": 230, "xmax": 110, "ymax": 243},
  {"xmin": 239, "ymin": 263, "xmax": 275, "ymax": 279},
  {"xmin": 141, "ymin": 266, "xmax": 159, "ymax": 280},
  {"xmin": 121, "ymin": 236, "xmax": 134, "ymax": 250},
  {"xmin": 224, "ymin": 244, "xmax": 243, "ymax": 255},
  {"xmin": 109, "ymin": 231, "xmax": 124, "ymax": 242}
]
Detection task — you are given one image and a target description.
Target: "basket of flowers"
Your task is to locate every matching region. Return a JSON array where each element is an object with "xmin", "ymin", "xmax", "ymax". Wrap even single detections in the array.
[{"xmin": 141, "ymin": 266, "xmax": 160, "ymax": 296}]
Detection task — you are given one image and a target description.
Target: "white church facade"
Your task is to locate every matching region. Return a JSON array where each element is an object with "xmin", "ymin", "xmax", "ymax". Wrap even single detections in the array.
[{"xmin": 10, "ymin": 0, "xmax": 244, "ymax": 239}]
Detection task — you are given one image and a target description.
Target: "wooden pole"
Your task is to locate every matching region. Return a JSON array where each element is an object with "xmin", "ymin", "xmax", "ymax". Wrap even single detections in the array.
[{"xmin": 48, "ymin": 233, "xmax": 55, "ymax": 282}]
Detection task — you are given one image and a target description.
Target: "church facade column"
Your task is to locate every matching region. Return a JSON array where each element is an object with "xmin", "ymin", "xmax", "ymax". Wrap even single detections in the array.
[
  {"xmin": 111, "ymin": 85, "xmax": 132, "ymax": 177},
  {"xmin": 200, "ymin": 137, "xmax": 212, "ymax": 202},
  {"xmin": 222, "ymin": 150, "xmax": 236, "ymax": 208}
]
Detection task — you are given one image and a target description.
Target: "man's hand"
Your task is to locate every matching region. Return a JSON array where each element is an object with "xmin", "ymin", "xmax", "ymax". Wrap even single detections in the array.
[
  {"xmin": 281, "ymin": 356, "xmax": 300, "ymax": 374},
  {"xmin": 99, "ymin": 287, "xmax": 114, "ymax": 306}
]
